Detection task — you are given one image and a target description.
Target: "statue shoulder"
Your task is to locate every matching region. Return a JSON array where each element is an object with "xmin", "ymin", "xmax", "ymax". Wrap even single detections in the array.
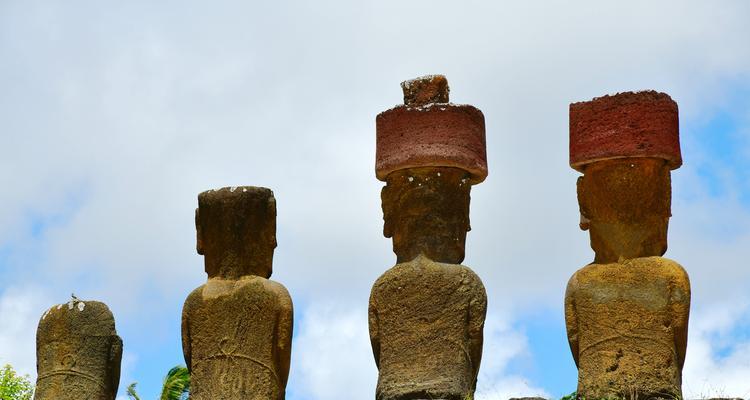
[
  {"xmin": 567, "ymin": 262, "xmax": 598, "ymax": 284},
  {"xmin": 451, "ymin": 263, "xmax": 486, "ymax": 293},
  {"xmin": 566, "ymin": 266, "xmax": 586, "ymax": 294},
  {"xmin": 653, "ymin": 257, "xmax": 690, "ymax": 290},
  {"xmin": 182, "ymin": 285, "xmax": 206, "ymax": 310},
  {"xmin": 633, "ymin": 256, "xmax": 690, "ymax": 282},
  {"xmin": 263, "ymin": 279, "xmax": 293, "ymax": 309}
]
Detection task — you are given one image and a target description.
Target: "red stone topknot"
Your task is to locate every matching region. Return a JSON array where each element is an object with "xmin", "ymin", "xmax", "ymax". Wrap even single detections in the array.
[
  {"xmin": 569, "ymin": 91, "xmax": 681, "ymax": 172},
  {"xmin": 376, "ymin": 75, "xmax": 488, "ymax": 183}
]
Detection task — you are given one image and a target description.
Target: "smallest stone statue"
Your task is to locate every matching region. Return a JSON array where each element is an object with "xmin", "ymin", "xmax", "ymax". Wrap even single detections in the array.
[
  {"xmin": 182, "ymin": 186, "xmax": 293, "ymax": 400},
  {"xmin": 34, "ymin": 297, "xmax": 122, "ymax": 400}
]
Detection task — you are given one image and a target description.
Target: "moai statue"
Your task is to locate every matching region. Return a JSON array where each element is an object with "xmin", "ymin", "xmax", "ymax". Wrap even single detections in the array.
[
  {"xmin": 565, "ymin": 92, "xmax": 691, "ymax": 399},
  {"xmin": 369, "ymin": 75, "xmax": 488, "ymax": 400},
  {"xmin": 34, "ymin": 296, "xmax": 122, "ymax": 400},
  {"xmin": 182, "ymin": 187, "xmax": 293, "ymax": 400}
]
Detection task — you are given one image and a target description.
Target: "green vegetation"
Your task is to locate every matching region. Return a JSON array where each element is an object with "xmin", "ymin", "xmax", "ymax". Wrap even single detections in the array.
[
  {"xmin": 126, "ymin": 365, "xmax": 190, "ymax": 400},
  {"xmin": 560, "ymin": 391, "xmax": 578, "ymax": 400},
  {"xmin": 0, "ymin": 364, "xmax": 34, "ymax": 400}
]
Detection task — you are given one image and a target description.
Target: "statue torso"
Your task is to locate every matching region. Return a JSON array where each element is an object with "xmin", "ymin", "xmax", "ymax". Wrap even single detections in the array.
[
  {"xmin": 567, "ymin": 256, "xmax": 690, "ymax": 398},
  {"xmin": 369, "ymin": 256, "xmax": 486, "ymax": 400},
  {"xmin": 183, "ymin": 277, "xmax": 287, "ymax": 400}
]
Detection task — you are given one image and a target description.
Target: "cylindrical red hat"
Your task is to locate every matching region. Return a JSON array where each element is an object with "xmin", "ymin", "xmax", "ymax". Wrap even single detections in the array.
[
  {"xmin": 569, "ymin": 91, "xmax": 681, "ymax": 172},
  {"xmin": 376, "ymin": 75, "xmax": 488, "ymax": 183}
]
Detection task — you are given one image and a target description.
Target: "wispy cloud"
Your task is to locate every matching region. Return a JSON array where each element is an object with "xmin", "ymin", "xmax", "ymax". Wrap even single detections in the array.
[{"xmin": 1, "ymin": 1, "xmax": 750, "ymax": 398}]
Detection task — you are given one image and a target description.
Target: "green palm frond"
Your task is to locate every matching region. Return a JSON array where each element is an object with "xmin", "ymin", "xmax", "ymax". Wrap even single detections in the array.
[
  {"xmin": 126, "ymin": 382, "xmax": 141, "ymax": 400},
  {"xmin": 159, "ymin": 366, "xmax": 190, "ymax": 400}
]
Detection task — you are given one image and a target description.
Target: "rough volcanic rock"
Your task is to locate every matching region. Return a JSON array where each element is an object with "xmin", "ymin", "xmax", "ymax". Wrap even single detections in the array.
[
  {"xmin": 577, "ymin": 158, "xmax": 671, "ymax": 264},
  {"xmin": 369, "ymin": 255, "xmax": 486, "ymax": 400},
  {"xmin": 401, "ymin": 74, "xmax": 450, "ymax": 106},
  {"xmin": 34, "ymin": 299, "xmax": 122, "ymax": 400},
  {"xmin": 182, "ymin": 187, "xmax": 293, "ymax": 400},
  {"xmin": 570, "ymin": 91, "xmax": 681, "ymax": 172},
  {"xmin": 376, "ymin": 76, "xmax": 487, "ymax": 183},
  {"xmin": 567, "ymin": 93, "xmax": 691, "ymax": 399},
  {"xmin": 565, "ymin": 257, "xmax": 691, "ymax": 400},
  {"xmin": 381, "ymin": 167, "xmax": 472, "ymax": 264},
  {"xmin": 371, "ymin": 166, "xmax": 486, "ymax": 400}
]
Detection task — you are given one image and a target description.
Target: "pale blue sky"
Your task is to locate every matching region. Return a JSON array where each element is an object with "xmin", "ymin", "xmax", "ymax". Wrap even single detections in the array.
[{"xmin": 1, "ymin": 1, "xmax": 749, "ymax": 399}]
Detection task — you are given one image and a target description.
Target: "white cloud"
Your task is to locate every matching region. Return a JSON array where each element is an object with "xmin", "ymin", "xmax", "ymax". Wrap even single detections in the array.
[
  {"xmin": 117, "ymin": 351, "xmax": 139, "ymax": 400},
  {"xmin": 1, "ymin": 0, "xmax": 750, "ymax": 397},
  {"xmin": 0, "ymin": 286, "xmax": 53, "ymax": 379},
  {"xmin": 475, "ymin": 313, "xmax": 550, "ymax": 400},
  {"xmin": 290, "ymin": 302, "xmax": 377, "ymax": 400},
  {"xmin": 290, "ymin": 303, "xmax": 547, "ymax": 400},
  {"xmin": 683, "ymin": 300, "xmax": 750, "ymax": 399}
]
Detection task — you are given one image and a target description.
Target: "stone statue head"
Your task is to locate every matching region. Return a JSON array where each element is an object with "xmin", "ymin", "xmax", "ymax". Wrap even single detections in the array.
[
  {"xmin": 196, "ymin": 186, "xmax": 277, "ymax": 279},
  {"xmin": 577, "ymin": 158, "xmax": 671, "ymax": 263},
  {"xmin": 35, "ymin": 300, "xmax": 122, "ymax": 400},
  {"xmin": 381, "ymin": 167, "xmax": 471, "ymax": 264}
]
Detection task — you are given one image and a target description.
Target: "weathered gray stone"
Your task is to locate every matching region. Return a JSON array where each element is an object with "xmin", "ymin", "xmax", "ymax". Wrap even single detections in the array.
[
  {"xmin": 34, "ymin": 298, "xmax": 122, "ymax": 400},
  {"xmin": 182, "ymin": 187, "xmax": 293, "ymax": 400}
]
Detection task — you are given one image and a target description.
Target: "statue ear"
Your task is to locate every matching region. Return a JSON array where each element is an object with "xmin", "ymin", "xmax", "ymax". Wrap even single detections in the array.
[
  {"xmin": 576, "ymin": 176, "xmax": 590, "ymax": 231},
  {"xmin": 381, "ymin": 186, "xmax": 393, "ymax": 238},
  {"xmin": 195, "ymin": 208, "xmax": 204, "ymax": 255}
]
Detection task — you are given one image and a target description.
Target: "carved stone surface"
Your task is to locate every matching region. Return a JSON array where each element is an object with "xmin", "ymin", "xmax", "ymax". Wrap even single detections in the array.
[
  {"xmin": 567, "ymin": 98, "xmax": 691, "ymax": 400},
  {"xmin": 565, "ymin": 257, "xmax": 690, "ymax": 399},
  {"xmin": 34, "ymin": 299, "xmax": 122, "ymax": 400},
  {"xmin": 577, "ymin": 158, "xmax": 671, "ymax": 264},
  {"xmin": 381, "ymin": 167, "xmax": 472, "ymax": 265},
  {"xmin": 370, "ymin": 165, "xmax": 487, "ymax": 400},
  {"xmin": 369, "ymin": 254, "xmax": 486, "ymax": 400},
  {"xmin": 182, "ymin": 187, "xmax": 293, "ymax": 400},
  {"xmin": 371, "ymin": 77, "xmax": 488, "ymax": 400}
]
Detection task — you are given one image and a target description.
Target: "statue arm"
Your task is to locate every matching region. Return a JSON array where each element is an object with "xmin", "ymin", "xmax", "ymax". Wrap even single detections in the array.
[
  {"xmin": 181, "ymin": 295, "xmax": 193, "ymax": 372},
  {"xmin": 564, "ymin": 273, "xmax": 580, "ymax": 368},
  {"xmin": 368, "ymin": 292, "xmax": 381, "ymax": 369},
  {"xmin": 275, "ymin": 287, "xmax": 294, "ymax": 392},
  {"xmin": 468, "ymin": 277, "xmax": 487, "ymax": 385},
  {"xmin": 670, "ymin": 265, "xmax": 691, "ymax": 370},
  {"xmin": 110, "ymin": 335, "xmax": 123, "ymax": 395}
]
